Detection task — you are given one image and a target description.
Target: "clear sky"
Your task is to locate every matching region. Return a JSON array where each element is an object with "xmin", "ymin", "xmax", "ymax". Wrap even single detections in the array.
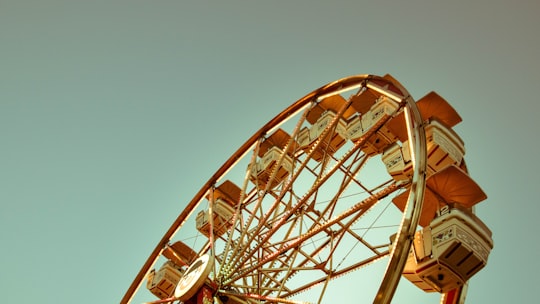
[{"xmin": 1, "ymin": 1, "xmax": 538, "ymax": 303}]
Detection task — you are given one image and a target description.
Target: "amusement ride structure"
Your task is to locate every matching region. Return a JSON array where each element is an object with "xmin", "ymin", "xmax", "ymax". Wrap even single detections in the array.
[{"xmin": 121, "ymin": 74, "xmax": 493, "ymax": 304}]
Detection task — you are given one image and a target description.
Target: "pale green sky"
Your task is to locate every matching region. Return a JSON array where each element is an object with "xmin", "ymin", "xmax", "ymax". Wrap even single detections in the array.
[{"xmin": 1, "ymin": 1, "xmax": 539, "ymax": 303}]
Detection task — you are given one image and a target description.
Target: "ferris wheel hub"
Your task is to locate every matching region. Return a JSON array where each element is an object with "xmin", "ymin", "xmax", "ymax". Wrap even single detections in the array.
[{"xmin": 174, "ymin": 254, "xmax": 214, "ymax": 301}]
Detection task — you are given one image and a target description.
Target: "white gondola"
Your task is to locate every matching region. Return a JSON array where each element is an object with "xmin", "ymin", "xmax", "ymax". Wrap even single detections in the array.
[
  {"xmin": 352, "ymin": 95, "xmax": 400, "ymax": 156},
  {"xmin": 382, "ymin": 118, "xmax": 465, "ymax": 181},
  {"xmin": 250, "ymin": 129, "xmax": 296, "ymax": 189},
  {"xmin": 146, "ymin": 261, "xmax": 183, "ymax": 299},
  {"xmin": 297, "ymin": 110, "xmax": 348, "ymax": 159},
  {"xmin": 298, "ymin": 94, "xmax": 353, "ymax": 162},
  {"xmin": 382, "ymin": 142, "xmax": 412, "ymax": 181},
  {"xmin": 402, "ymin": 206, "xmax": 493, "ymax": 293},
  {"xmin": 196, "ymin": 199, "xmax": 236, "ymax": 238},
  {"xmin": 196, "ymin": 180, "xmax": 241, "ymax": 238},
  {"xmin": 424, "ymin": 118, "xmax": 465, "ymax": 175}
]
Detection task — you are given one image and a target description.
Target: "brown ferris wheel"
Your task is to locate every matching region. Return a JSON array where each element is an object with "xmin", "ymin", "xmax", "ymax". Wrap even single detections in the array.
[{"xmin": 121, "ymin": 74, "xmax": 493, "ymax": 304}]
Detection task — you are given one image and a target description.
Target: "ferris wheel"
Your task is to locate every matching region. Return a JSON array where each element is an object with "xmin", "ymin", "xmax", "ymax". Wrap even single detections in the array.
[{"xmin": 121, "ymin": 74, "xmax": 493, "ymax": 304}]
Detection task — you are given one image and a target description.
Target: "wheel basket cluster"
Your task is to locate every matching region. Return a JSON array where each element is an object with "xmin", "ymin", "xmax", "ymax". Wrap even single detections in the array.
[{"xmin": 122, "ymin": 75, "xmax": 492, "ymax": 304}]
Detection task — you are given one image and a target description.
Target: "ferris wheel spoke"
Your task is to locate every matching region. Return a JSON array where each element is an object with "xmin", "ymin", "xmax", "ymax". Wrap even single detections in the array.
[
  {"xmin": 226, "ymin": 130, "xmax": 380, "ymax": 277},
  {"xmin": 224, "ymin": 182, "xmax": 400, "ymax": 285},
  {"xmin": 218, "ymin": 146, "xmax": 260, "ymax": 274},
  {"xmin": 283, "ymin": 252, "xmax": 390, "ymax": 299}
]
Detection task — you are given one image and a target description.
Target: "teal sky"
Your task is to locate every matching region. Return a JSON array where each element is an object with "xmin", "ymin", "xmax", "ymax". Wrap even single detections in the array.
[{"xmin": 1, "ymin": 1, "xmax": 538, "ymax": 303}]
